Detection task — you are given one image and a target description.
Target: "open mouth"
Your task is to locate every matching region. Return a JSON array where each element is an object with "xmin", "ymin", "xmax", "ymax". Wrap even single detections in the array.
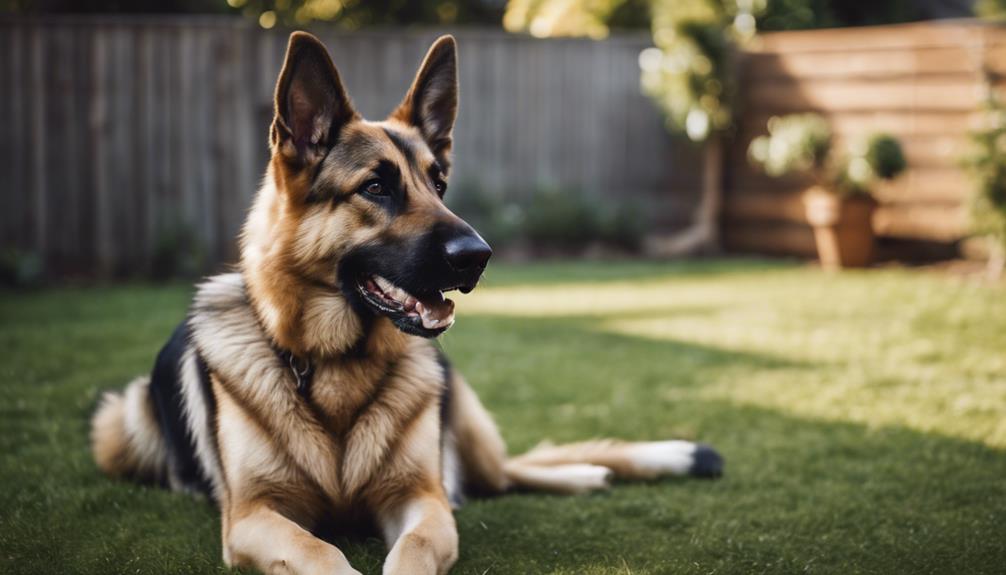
[{"xmin": 356, "ymin": 275, "xmax": 458, "ymax": 337}]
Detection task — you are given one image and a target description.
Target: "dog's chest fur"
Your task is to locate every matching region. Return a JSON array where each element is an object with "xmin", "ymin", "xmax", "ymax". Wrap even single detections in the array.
[
  {"xmin": 187, "ymin": 273, "xmax": 449, "ymax": 512},
  {"xmin": 308, "ymin": 339, "xmax": 448, "ymax": 493}
]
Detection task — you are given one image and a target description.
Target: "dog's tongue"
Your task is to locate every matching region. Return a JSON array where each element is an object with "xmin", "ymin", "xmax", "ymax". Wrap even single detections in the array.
[{"xmin": 415, "ymin": 295, "xmax": 455, "ymax": 330}]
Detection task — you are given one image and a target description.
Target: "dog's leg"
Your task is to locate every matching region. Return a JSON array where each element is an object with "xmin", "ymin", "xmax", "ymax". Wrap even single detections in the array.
[
  {"xmin": 450, "ymin": 376, "xmax": 614, "ymax": 494},
  {"xmin": 452, "ymin": 375, "xmax": 723, "ymax": 495},
  {"xmin": 224, "ymin": 502, "xmax": 361, "ymax": 575},
  {"xmin": 508, "ymin": 438, "xmax": 724, "ymax": 482},
  {"xmin": 378, "ymin": 491, "xmax": 458, "ymax": 575},
  {"xmin": 448, "ymin": 375, "xmax": 510, "ymax": 493}
]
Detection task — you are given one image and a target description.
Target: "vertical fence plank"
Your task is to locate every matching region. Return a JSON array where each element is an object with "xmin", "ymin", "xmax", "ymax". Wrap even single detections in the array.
[
  {"xmin": 0, "ymin": 24, "xmax": 13, "ymax": 247},
  {"xmin": 138, "ymin": 25, "xmax": 156, "ymax": 269},
  {"xmin": 74, "ymin": 26, "xmax": 96, "ymax": 270},
  {"xmin": 11, "ymin": 24, "xmax": 28, "ymax": 249},
  {"xmin": 90, "ymin": 26, "xmax": 112, "ymax": 274},
  {"xmin": 29, "ymin": 24, "xmax": 48, "ymax": 266},
  {"xmin": 114, "ymin": 25, "xmax": 136, "ymax": 273}
]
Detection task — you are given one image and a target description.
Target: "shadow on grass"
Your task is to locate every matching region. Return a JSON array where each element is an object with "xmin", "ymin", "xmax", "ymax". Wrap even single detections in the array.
[{"xmin": 442, "ymin": 401, "xmax": 1006, "ymax": 575}]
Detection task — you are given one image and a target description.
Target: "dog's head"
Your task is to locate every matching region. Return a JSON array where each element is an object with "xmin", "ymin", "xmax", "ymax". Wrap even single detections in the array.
[{"xmin": 245, "ymin": 32, "xmax": 490, "ymax": 347}]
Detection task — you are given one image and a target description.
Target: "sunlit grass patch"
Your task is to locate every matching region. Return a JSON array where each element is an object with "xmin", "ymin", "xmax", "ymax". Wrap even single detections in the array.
[{"xmin": 460, "ymin": 264, "xmax": 1006, "ymax": 447}]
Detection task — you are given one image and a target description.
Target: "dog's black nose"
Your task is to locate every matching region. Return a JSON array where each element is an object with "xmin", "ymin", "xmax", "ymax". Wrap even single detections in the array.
[{"xmin": 444, "ymin": 233, "xmax": 492, "ymax": 272}]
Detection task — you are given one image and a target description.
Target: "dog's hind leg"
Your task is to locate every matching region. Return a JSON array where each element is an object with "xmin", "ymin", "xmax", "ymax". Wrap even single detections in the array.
[
  {"xmin": 451, "ymin": 375, "xmax": 723, "ymax": 496},
  {"xmin": 449, "ymin": 376, "xmax": 613, "ymax": 495},
  {"xmin": 507, "ymin": 438, "xmax": 724, "ymax": 483},
  {"xmin": 447, "ymin": 375, "xmax": 510, "ymax": 494}
]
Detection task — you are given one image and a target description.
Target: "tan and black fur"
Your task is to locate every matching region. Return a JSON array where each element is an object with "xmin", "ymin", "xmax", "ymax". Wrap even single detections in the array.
[{"xmin": 90, "ymin": 32, "xmax": 723, "ymax": 575}]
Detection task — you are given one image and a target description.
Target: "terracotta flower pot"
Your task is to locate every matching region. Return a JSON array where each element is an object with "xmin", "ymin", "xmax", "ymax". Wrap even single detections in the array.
[{"xmin": 802, "ymin": 187, "xmax": 877, "ymax": 270}]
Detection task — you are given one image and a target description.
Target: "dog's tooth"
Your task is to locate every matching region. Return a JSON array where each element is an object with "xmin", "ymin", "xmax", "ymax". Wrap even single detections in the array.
[
  {"xmin": 419, "ymin": 305, "xmax": 435, "ymax": 329},
  {"xmin": 375, "ymin": 276, "xmax": 394, "ymax": 292},
  {"xmin": 418, "ymin": 298, "xmax": 456, "ymax": 330},
  {"xmin": 439, "ymin": 313, "xmax": 455, "ymax": 328},
  {"xmin": 382, "ymin": 282, "xmax": 395, "ymax": 295},
  {"xmin": 392, "ymin": 286, "xmax": 408, "ymax": 303}
]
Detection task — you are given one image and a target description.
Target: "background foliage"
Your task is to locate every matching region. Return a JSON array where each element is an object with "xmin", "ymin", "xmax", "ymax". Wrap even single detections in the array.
[
  {"xmin": 977, "ymin": 0, "xmax": 1006, "ymax": 19},
  {"xmin": 448, "ymin": 185, "xmax": 650, "ymax": 256},
  {"xmin": 748, "ymin": 114, "xmax": 906, "ymax": 198},
  {"xmin": 2, "ymin": 0, "xmax": 963, "ymax": 29},
  {"xmin": 503, "ymin": 0, "xmax": 951, "ymax": 141},
  {"xmin": 0, "ymin": 0, "xmax": 505, "ymax": 26},
  {"xmin": 964, "ymin": 91, "xmax": 1006, "ymax": 263}
]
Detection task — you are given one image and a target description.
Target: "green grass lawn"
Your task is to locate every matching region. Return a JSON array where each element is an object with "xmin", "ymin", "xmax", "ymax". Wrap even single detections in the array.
[{"xmin": 2, "ymin": 259, "xmax": 1005, "ymax": 574}]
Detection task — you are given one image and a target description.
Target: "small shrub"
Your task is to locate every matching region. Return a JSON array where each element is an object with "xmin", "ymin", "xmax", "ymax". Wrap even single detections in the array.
[
  {"xmin": 0, "ymin": 247, "xmax": 43, "ymax": 287},
  {"xmin": 522, "ymin": 187, "xmax": 603, "ymax": 251},
  {"xmin": 599, "ymin": 200, "xmax": 649, "ymax": 252},
  {"xmin": 151, "ymin": 221, "xmax": 205, "ymax": 280},
  {"xmin": 864, "ymin": 133, "xmax": 907, "ymax": 180},
  {"xmin": 446, "ymin": 182, "xmax": 525, "ymax": 250},
  {"xmin": 448, "ymin": 183, "xmax": 651, "ymax": 256}
]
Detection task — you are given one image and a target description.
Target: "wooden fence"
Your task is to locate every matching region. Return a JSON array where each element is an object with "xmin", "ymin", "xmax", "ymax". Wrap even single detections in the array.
[
  {"xmin": 725, "ymin": 21, "xmax": 1006, "ymax": 258},
  {"xmin": 5, "ymin": 17, "xmax": 1001, "ymax": 276},
  {"xmin": 0, "ymin": 17, "xmax": 700, "ymax": 276}
]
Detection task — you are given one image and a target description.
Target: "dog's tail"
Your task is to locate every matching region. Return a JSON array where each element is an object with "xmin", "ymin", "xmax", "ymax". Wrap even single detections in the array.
[
  {"xmin": 90, "ymin": 377, "xmax": 167, "ymax": 482},
  {"xmin": 450, "ymin": 377, "xmax": 723, "ymax": 496}
]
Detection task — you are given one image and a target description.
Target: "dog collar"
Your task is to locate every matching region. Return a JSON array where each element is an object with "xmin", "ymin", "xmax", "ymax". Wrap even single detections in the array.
[{"xmin": 276, "ymin": 348, "xmax": 314, "ymax": 398}]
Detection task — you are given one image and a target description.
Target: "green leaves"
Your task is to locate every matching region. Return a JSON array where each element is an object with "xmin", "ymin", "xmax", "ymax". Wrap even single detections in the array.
[
  {"xmin": 864, "ymin": 133, "xmax": 907, "ymax": 181},
  {"xmin": 747, "ymin": 113, "xmax": 832, "ymax": 178},
  {"xmin": 963, "ymin": 92, "xmax": 1006, "ymax": 250},
  {"xmin": 748, "ymin": 113, "xmax": 906, "ymax": 198}
]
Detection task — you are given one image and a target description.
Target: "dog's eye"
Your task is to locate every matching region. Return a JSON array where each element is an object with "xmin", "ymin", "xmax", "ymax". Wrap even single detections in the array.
[
  {"xmin": 434, "ymin": 180, "xmax": 447, "ymax": 196},
  {"xmin": 362, "ymin": 181, "xmax": 386, "ymax": 196}
]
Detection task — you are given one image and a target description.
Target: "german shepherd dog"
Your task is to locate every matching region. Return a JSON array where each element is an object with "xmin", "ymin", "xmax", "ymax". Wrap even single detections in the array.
[{"xmin": 90, "ymin": 32, "xmax": 723, "ymax": 574}]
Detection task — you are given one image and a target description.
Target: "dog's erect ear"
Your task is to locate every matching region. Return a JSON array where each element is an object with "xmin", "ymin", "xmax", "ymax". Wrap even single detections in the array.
[
  {"xmin": 272, "ymin": 32, "xmax": 357, "ymax": 165},
  {"xmin": 392, "ymin": 35, "xmax": 458, "ymax": 168}
]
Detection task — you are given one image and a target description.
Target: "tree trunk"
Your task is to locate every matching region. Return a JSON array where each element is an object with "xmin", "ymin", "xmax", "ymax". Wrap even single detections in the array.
[{"xmin": 645, "ymin": 135, "xmax": 722, "ymax": 257}]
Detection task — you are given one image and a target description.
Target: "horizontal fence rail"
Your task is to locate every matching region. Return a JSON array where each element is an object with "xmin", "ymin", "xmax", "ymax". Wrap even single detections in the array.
[
  {"xmin": 0, "ymin": 17, "xmax": 700, "ymax": 276},
  {"xmin": 725, "ymin": 21, "xmax": 1006, "ymax": 257}
]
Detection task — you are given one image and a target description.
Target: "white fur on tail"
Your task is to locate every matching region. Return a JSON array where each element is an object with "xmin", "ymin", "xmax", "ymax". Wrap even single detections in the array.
[{"xmin": 624, "ymin": 440, "xmax": 698, "ymax": 477}]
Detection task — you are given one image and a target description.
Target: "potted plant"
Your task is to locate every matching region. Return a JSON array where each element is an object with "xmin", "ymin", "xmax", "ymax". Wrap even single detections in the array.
[{"xmin": 748, "ymin": 114, "xmax": 907, "ymax": 270}]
